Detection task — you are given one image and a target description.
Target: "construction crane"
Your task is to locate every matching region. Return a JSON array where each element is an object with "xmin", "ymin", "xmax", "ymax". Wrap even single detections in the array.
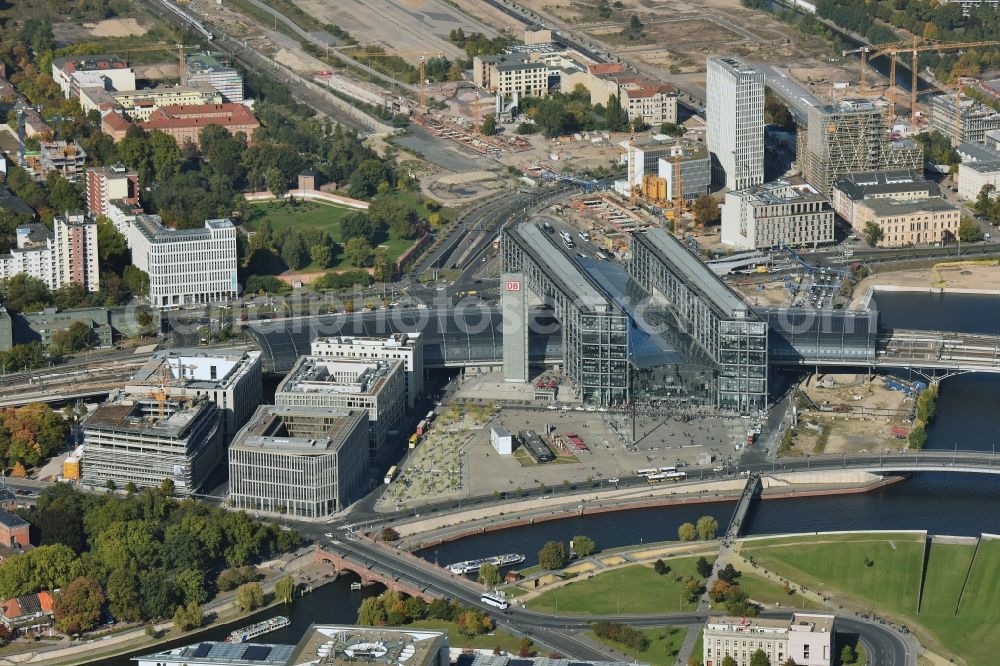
[
  {"xmin": 672, "ymin": 150, "xmax": 683, "ymax": 234},
  {"xmin": 121, "ymin": 43, "xmax": 199, "ymax": 84},
  {"xmin": 841, "ymin": 41, "xmax": 900, "ymax": 91},
  {"xmin": 353, "ymin": 50, "xmax": 445, "ymax": 112},
  {"xmin": 868, "ymin": 38, "xmax": 1000, "ymax": 121},
  {"xmin": 627, "ymin": 137, "xmax": 639, "ymax": 207}
]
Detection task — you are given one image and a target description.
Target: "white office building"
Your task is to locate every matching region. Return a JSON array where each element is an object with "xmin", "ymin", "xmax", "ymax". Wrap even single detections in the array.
[
  {"xmin": 129, "ymin": 216, "xmax": 238, "ymax": 308},
  {"xmin": 310, "ymin": 333, "xmax": 424, "ymax": 407},
  {"xmin": 958, "ymin": 160, "xmax": 1000, "ymax": 202},
  {"xmin": 703, "ymin": 614, "xmax": 834, "ymax": 666},
  {"xmin": 721, "ymin": 177, "xmax": 834, "ymax": 249},
  {"xmin": 124, "ymin": 349, "xmax": 262, "ymax": 443},
  {"xmin": 275, "ymin": 356, "xmax": 405, "ymax": 464},
  {"xmin": 707, "ymin": 56, "xmax": 764, "ymax": 191}
]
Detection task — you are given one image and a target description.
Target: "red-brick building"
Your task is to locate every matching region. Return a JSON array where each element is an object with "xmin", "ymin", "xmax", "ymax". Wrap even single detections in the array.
[
  {"xmin": 0, "ymin": 509, "xmax": 29, "ymax": 549},
  {"xmin": 142, "ymin": 103, "xmax": 259, "ymax": 147},
  {"xmin": 86, "ymin": 165, "xmax": 139, "ymax": 218}
]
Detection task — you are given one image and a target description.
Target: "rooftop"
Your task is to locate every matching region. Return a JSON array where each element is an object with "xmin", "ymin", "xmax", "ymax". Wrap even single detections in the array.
[
  {"xmin": 287, "ymin": 625, "xmax": 446, "ymax": 666},
  {"xmin": 231, "ymin": 405, "xmax": 367, "ymax": 453},
  {"xmin": 861, "ymin": 196, "xmax": 958, "ymax": 217},
  {"xmin": 53, "ymin": 54, "xmax": 129, "ymax": 72},
  {"xmin": 134, "ymin": 641, "xmax": 294, "ymax": 665},
  {"xmin": 313, "ymin": 333, "xmax": 420, "ymax": 350},
  {"xmin": 0, "ymin": 508, "xmax": 28, "ymax": 530},
  {"xmin": 127, "ymin": 349, "xmax": 260, "ymax": 392},
  {"xmin": 460, "ymin": 655, "xmax": 644, "ymax": 666},
  {"xmin": 278, "ymin": 357, "xmax": 401, "ymax": 396},
  {"xmin": 510, "ymin": 224, "xmax": 609, "ymax": 312},
  {"xmin": 962, "ymin": 160, "xmax": 1000, "ymax": 174},
  {"xmin": 709, "ymin": 56, "xmax": 760, "ymax": 77},
  {"xmin": 84, "ymin": 396, "xmax": 214, "ymax": 439},
  {"xmin": 833, "ymin": 170, "xmax": 935, "ymax": 200},
  {"xmin": 734, "ymin": 177, "xmax": 827, "ymax": 206},
  {"xmin": 0, "ymin": 186, "xmax": 34, "ymax": 216},
  {"xmin": 639, "ymin": 228, "xmax": 750, "ymax": 318},
  {"xmin": 132, "ymin": 216, "xmax": 233, "ymax": 242},
  {"xmin": 185, "ymin": 52, "xmax": 236, "ymax": 73},
  {"xmin": 791, "ymin": 613, "xmax": 835, "ymax": 634},
  {"xmin": 142, "ymin": 103, "xmax": 258, "ymax": 132}
]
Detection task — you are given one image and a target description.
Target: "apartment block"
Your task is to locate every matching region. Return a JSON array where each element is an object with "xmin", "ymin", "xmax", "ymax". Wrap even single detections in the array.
[
  {"xmin": 707, "ymin": 56, "xmax": 764, "ymax": 190},
  {"xmin": 798, "ymin": 98, "xmax": 923, "ymax": 196},
  {"xmin": 85, "ymin": 165, "xmax": 139, "ymax": 217},
  {"xmin": 124, "ymin": 349, "xmax": 262, "ymax": 443},
  {"xmin": 721, "ymin": 177, "xmax": 834, "ymax": 249},
  {"xmin": 129, "ymin": 216, "xmax": 238, "ymax": 308},
  {"xmin": 930, "ymin": 93, "xmax": 1000, "ymax": 145},
  {"xmin": 958, "ymin": 160, "xmax": 1000, "ymax": 202},
  {"xmin": 105, "ymin": 201, "xmax": 145, "ymax": 242},
  {"xmin": 854, "ymin": 196, "xmax": 961, "ymax": 247},
  {"xmin": 184, "ymin": 52, "xmax": 244, "ymax": 102},
  {"xmin": 82, "ymin": 394, "xmax": 222, "ymax": 495},
  {"xmin": 228, "ymin": 405, "xmax": 370, "ymax": 518},
  {"xmin": 703, "ymin": 614, "xmax": 834, "ymax": 666},
  {"xmin": 275, "ymin": 356, "xmax": 405, "ymax": 464},
  {"xmin": 32, "ymin": 141, "xmax": 87, "ymax": 177},
  {"xmin": 51, "ymin": 54, "xmax": 135, "ymax": 99},
  {"xmin": 831, "ymin": 170, "xmax": 939, "ymax": 227},
  {"xmin": 474, "ymin": 53, "xmax": 550, "ymax": 98},
  {"xmin": 564, "ymin": 63, "xmax": 678, "ymax": 126},
  {"xmin": 310, "ymin": 333, "xmax": 424, "ymax": 407},
  {"xmin": 53, "ymin": 212, "xmax": 100, "ymax": 292},
  {"xmin": 0, "ymin": 223, "xmax": 55, "ymax": 288}
]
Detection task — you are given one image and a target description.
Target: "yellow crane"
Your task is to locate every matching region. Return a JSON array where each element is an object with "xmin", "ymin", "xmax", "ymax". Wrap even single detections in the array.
[
  {"xmin": 868, "ymin": 38, "xmax": 1000, "ymax": 121},
  {"xmin": 841, "ymin": 41, "xmax": 900, "ymax": 90},
  {"xmin": 122, "ymin": 44, "xmax": 200, "ymax": 84}
]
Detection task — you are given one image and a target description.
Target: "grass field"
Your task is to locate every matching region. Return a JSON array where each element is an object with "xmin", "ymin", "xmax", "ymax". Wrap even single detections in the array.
[
  {"xmin": 589, "ymin": 626, "xmax": 687, "ymax": 666},
  {"xmin": 741, "ymin": 533, "xmax": 925, "ymax": 615},
  {"xmin": 407, "ymin": 619, "xmax": 524, "ymax": 653},
  {"xmin": 526, "ymin": 558, "xmax": 713, "ymax": 615},
  {"xmin": 734, "ymin": 571, "xmax": 822, "ymax": 610},
  {"xmin": 741, "ymin": 534, "xmax": 1000, "ymax": 665},
  {"xmin": 246, "ymin": 200, "xmax": 413, "ymax": 273}
]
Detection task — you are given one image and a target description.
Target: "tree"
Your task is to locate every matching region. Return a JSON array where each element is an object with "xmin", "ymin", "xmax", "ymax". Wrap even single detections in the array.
[
  {"xmin": 280, "ymin": 231, "xmax": 309, "ymax": 270},
  {"xmin": 0, "ymin": 274, "xmax": 52, "ymax": 312},
  {"xmin": 678, "ymin": 522, "xmax": 696, "ymax": 541},
  {"xmin": 53, "ymin": 576, "xmax": 105, "ymax": 635},
  {"xmin": 749, "ymin": 649, "xmax": 770, "ymax": 666},
  {"xmin": 538, "ymin": 541, "xmax": 568, "ymax": 570},
  {"xmin": 358, "ymin": 595, "xmax": 388, "ymax": 625},
  {"xmin": 96, "ymin": 216, "xmax": 128, "ymax": 273},
  {"xmin": 310, "ymin": 243, "xmax": 333, "ymax": 269},
  {"xmin": 123, "ymin": 266, "xmax": 150, "ymax": 298},
  {"xmin": 380, "ymin": 527, "xmax": 399, "ymax": 541},
  {"xmin": 696, "ymin": 515, "xmax": 719, "ymax": 540},
  {"xmin": 235, "ymin": 582, "xmax": 264, "ymax": 611},
  {"xmin": 572, "ymin": 535, "xmax": 597, "ymax": 557},
  {"xmin": 373, "ymin": 253, "xmax": 397, "ymax": 282},
  {"xmin": 481, "ymin": 116, "xmax": 497, "ymax": 136},
  {"xmin": 478, "ymin": 562, "xmax": 501, "ymax": 587},
  {"xmin": 659, "ymin": 122, "xmax": 685, "ymax": 137},
  {"xmin": 692, "ymin": 195, "xmax": 721, "ymax": 227},
  {"xmin": 696, "ymin": 556, "xmax": 713, "ymax": 578},
  {"xmin": 717, "ymin": 563, "xmax": 740, "ymax": 583},
  {"xmin": 722, "ymin": 656, "xmax": 736, "ymax": 666},
  {"xmin": 654, "ymin": 559, "xmax": 670, "ymax": 575},
  {"xmin": 840, "ymin": 644, "xmax": 856, "ymax": 665},
  {"xmin": 958, "ymin": 217, "xmax": 985, "ymax": 243},
  {"xmin": 518, "ymin": 636, "xmax": 535, "ymax": 657},
  {"xmin": 781, "ymin": 659, "xmax": 797, "ymax": 666},
  {"xmin": 276, "ymin": 576, "xmax": 296, "ymax": 603},
  {"xmin": 908, "ymin": 425, "xmax": 927, "ymax": 450},
  {"xmin": 341, "ymin": 212, "xmax": 380, "ymax": 244},
  {"xmin": 862, "ymin": 221, "xmax": 884, "ymax": 247},
  {"xmin": 604, "ymin": 94, "xmax": 628, "ymax": 132},
  {"xmin": 172, "ymin": 601, "xmax": 203, "ymax": 631},
  {"xmin": 344, "ymin": 237, "xmax": 373, "ymax": 267},
  {"xmin": 106, "ymin": 566, "xmax": 142, "ymax": 623},
  {"xmin": 266, "ymin": 168, "xmax": 288, "ymax": 200},
  {"xmin": 50, "ymin": 320, "xmax": 93, "ymax": 355}
]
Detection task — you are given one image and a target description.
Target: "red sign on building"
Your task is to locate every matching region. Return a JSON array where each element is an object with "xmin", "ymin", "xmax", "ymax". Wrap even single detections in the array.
[{"xmin": 504, "ymin": 280, "xmax": 521, "ymax": 291}]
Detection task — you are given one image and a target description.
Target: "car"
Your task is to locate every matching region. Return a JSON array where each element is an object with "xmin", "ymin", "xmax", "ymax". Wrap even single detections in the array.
[
  {"xmin": 713, "ymin": 465, "xmax": 725, "ymax": 472},
  {"xmin": 608, "ymin": 478, "xmax": 620, "ymax": 484},
  {"xmin": 324, "ymin": 532, "xmax": 334, "ymax": 538}
]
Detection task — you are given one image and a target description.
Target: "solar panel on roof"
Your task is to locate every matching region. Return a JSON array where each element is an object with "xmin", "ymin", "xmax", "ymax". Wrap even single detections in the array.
[
  {"xmin": 243, "ymin": 645, "xmax": 273, "ymax": 660},
  {"xmin": 192, "ymin": 643, "xmax": 213, "ymax": 658}
]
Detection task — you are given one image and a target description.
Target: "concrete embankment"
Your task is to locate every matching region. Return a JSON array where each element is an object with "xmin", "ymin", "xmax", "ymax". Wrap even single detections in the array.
[{"xmin": 397, "ymin": 471, "xmax": 906, "ymax": 548}]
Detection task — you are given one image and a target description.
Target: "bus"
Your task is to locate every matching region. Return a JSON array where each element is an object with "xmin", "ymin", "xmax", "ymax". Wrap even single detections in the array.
[
  {"xmin": 664, "ymin": 471, "xmax": 687, "ymax": 482},
  {"xmin": 595, "ymin": 251, "xmax": 609, "ymax": 261},
  {"xmin": 481, "ymin": 592, "xmax": 509, "ymax": 609},
  {"xmin": 408, "ymin": 434, "xmax": 419, "ymax": 449},
  {"xmin": 416, "ymin": 419, "xmax": 428, "ymax": 436},
  {"xmin": 384, "ymin": 465, "xmax": 398, "ymax": 485},
  {"xmin": 646, "ymin": 473, "xmax": 668, "ymax": 483},
  {"xmin": 658, "ymin": 466, "xmax": 677, "ymax": 474},
  {"xmin": 636, "ymin": 468, "xmax": 657, "ymax": 477}
]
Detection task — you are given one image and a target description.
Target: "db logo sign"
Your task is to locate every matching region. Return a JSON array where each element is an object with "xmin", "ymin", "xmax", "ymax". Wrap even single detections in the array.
[{"xmin": 504, "ymin": 280, "xmax": 521, "ymax": 291}]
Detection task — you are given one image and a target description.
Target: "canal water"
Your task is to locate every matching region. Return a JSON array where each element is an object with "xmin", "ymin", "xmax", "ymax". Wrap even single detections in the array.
[{"xmin": 94, "ymin": 292, "xmax": 1000, "ymax": 664}]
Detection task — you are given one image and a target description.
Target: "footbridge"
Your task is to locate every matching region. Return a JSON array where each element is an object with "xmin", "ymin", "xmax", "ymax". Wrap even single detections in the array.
[{"xmin": 726, "ymin": 473, "xmax": 761, "ymax": 539}]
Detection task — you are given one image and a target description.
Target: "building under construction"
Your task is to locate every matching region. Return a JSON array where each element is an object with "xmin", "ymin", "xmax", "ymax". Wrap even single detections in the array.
[
  {"xmin": 798, "ymin": 98, "xmax": 923, "ymax": 196},
  {"xmin": 929, "ymin": 93, "xmax": 1000, "ymax": 145},
  {"xmin": 617, "ymin": 136, "xmax": 711, "ymax": 204}
]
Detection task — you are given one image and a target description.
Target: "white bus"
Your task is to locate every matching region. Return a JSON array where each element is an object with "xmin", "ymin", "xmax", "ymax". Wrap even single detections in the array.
[
  {"xmin": 636, "ymin": 468, "xmax": 658, "ymax": 477},
  {"xmin": 658, "ymin": 466, "xmax": 677, "ymax": 474},
  {"xmin": 481, "ymin": 592, "xmax": 509, "ymax": 609},
  {"xmin": 664, "ymin": 471, "xmax": 687, "ymax": 482}
]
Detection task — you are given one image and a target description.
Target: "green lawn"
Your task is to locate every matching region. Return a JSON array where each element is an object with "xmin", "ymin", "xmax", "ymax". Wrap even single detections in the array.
[
  {"xmin": 741, "ymin": 534, "xmax": 1000, "ymax": 666},
  {"xmin": 526, "ymin": 558, "xmax": 713, "ymax": 615},
  {"xmin": 246, "ymin": 200, "xmax": 413, "ymax": 272},
  {"xmin": 741, "ymin": 533, "xmax": 925, "ymax": 615},
  {"xmin": 734, "ymin": 571, "xmax": 822, "ymax": 610},
  {"xmin": 406, "ymin": 619, "xmax": 524, "ymax": 653},
  {"xmin": 589, "ymin": 626, "xmax": 687, "ymax": 666}
]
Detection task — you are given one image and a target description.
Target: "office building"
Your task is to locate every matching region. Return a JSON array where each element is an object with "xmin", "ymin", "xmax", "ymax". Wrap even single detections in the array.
[
  {"xmin": 310, "ymin": 333, "xmax": 424, "ymax": 407},
  {"xmin": 958, "ymin": 160, "xmax": 1000, "ymax": 202},
  {"xmin": 275, "ymin": 357, "xmax": 405, "ymax": 463},
  {"xmin": 134, "ymin": 642, "xmax": 293, "ymax": 666},
  {"xmin": 798, "ymin": 98, "xmax": 923, "ymax": 196},
  {"xmin": 110, "ymin": 85, "xmax": 223, "ymax": 121},
  {"xmin": 930, "ymin": 93, "xmax": 1000, "ymax": 145},
  {"xmin": 184, "ymin": 52, "xmax": 244, "ymax": 102},
  {"xmin": 985, "ymin": 128, "xmax": 1000, "ymax": 153},
  {"xmin": 82, "ymin": 394, "xmax": 222, "ymax": 495},
  {"xmin": 721, "ymin": 177, "xmax": 834, "ymax": 249},
  {"xmin": 51, "ymin": 54, "xmax": 135, "ymax": 98},
  {"xmin": 129, "ymin": 216, "xmax": 238, "ymax": 308},
  {"xmin": 287, "ymin": 626, "xmax": 449, "ymax": 666},
  {"xmin": 228, "ymin": 405, "xmax": 369, "ymax": 518},
  {"xmin": 707, "ymin": 56, "xmax": 764, "ymax": 190},
  {"xmin": 124, "ymin": 349, "xmax": 262, "ymax": 443},
  {"xmin": 628, "ymin": 228, "xmax": 768, "ymax": 412},
  {"xmin": 53, "ymin": 212, "xmax": 100, "ymax": 292},
  {"xmin": 86, "ymin": 165, "xmax": 139, "ymax": 218},
  {"xmin": 852, "ymin": 196, "xmax": 961, "ymax": 247},
  {"xmin": 703, "ymin": 614, "xmax": 834, "ymax": 666},
  {"xmin": 831, "ymin": 170, "xmax": 938, "ymax": 228},
  {"xmin": 618, "ymin": 136, "xmax": 712, "ymax": 202}
]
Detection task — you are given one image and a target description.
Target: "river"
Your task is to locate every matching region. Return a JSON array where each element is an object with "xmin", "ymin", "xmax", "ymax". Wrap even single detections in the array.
[{"xmin": 93, "ymin": 291, "xmax": 1000, "ymax": 664}]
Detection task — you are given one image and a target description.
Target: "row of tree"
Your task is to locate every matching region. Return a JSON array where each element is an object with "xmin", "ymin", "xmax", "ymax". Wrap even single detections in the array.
[
  {"xmin": 678, "ymin": 516, "xmax": 719, "ymax": 541},
  {"xmin": 357, "ymin": 589, "xmax": 493, "ymax": 638},
  {"xmin": 2, "ymin": 484, "xmax": 300, "ymax": 630}
]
